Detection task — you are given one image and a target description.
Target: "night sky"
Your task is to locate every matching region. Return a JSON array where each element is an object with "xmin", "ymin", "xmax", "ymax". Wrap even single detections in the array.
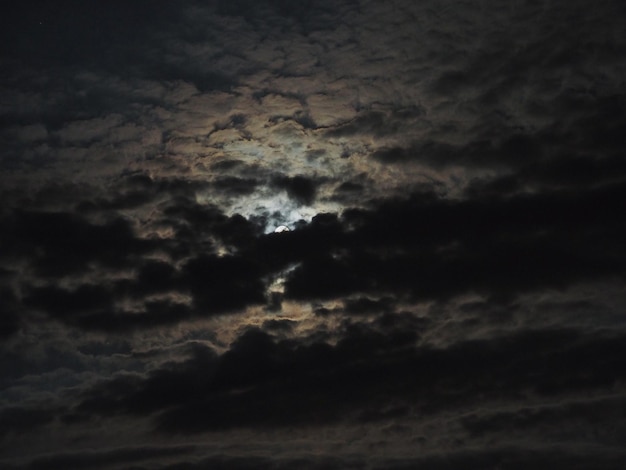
[{"xmin": 1, "ymin": 0, "xmax": 626, "ymax": 468}]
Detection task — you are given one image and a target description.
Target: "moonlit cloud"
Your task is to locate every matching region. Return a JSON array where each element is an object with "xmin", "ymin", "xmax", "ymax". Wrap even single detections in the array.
[{"xmin": 1, "ymin": 0, "xmax": 626, "ymax": 467}]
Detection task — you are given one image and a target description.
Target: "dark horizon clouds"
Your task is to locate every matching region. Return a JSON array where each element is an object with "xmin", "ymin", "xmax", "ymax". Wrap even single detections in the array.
[{"xmin": 1, "ymin": 0, "xmax": 626, "ymax": 468}]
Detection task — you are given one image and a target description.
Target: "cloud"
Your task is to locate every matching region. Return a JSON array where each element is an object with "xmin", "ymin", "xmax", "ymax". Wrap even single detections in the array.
[
  {"xmin": 73, "ymin": 342, "xmax": 217, "ymax": 420},
  {"xmin": 23, "ymin": 280, "xmax": 192, "ymax": 332},
  {"xmin": 181, "ymin": 254, "xmax": 266, "ymax": 314},
  {"xmin": 283, "ymin": 182, "xmax": 626, "ymax": 302},
  {"xmin": 0, "ymin": 286, "xmax": 21, "ymax": 338},
  {"xmin": 25, "ymin": 284, "xmax": 115, "ymax": 321},
  {"xmin": 21, "ymin": 248, "xmax": 269, "ymax": 331},
  {"xmin": 461, "ymin": 395, "xmax": 626, "ymax": 443},
  {"xmin": 343, "ymin": 296, "xmax": 396, "ymax": 315},
  {"xmin": 3, "ymin": 210, "xmax": 150, "ymax": 277},
  {"xmin": 54, "ymin": 320, "xmax": 626, "ymax": 442},
  {"xmin": 9, "ymin": 445, "xmax": 197, "ymax": 470},
  {"xmin": 212, "ymin": 176, "xmax": 260, "ymax": 196},
  {"xmin": 0, "ymin": 406, "xmax": 55, "ymax": 437},
  {"xmin": 271, "ymin": 175, "xmax": 318, "ymax": 206},
  {"xmin": 5, "ymin": 174, "xmax": 623, "ymax": 335},
  {"xmin": 2, "ymin": 0, "xmax": 626, "ymax": 466}
]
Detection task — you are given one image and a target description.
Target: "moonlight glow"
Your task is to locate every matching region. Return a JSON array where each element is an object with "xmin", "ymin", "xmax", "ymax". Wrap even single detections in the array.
[{"xmin": 1, "ymin": 1, "xmax": 625, "ymax": 468}]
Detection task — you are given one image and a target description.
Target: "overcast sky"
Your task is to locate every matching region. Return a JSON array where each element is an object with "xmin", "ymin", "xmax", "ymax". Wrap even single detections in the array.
[{"xmin": 1, "ymin": 0, "xmax": 626, "ymax": 468}]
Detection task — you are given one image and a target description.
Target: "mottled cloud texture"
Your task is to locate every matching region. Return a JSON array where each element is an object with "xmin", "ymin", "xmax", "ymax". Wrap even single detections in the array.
[{"xmin": 1, "ymin": 0, "xmax": 626, "ymax": 468}]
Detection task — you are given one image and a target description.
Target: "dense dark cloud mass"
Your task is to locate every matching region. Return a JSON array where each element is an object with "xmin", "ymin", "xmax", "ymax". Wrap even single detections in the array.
[{"xmin": 1, "ymin": 0, "xmax": 625, "ymax": 468}]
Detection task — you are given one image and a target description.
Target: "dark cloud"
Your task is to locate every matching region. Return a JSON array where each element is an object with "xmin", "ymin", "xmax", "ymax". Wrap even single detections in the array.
[
  {"xmin": 14, "ymin": 448, "xmax": 624, "ymax": 470},
  {"xmin": 253, "ymin": 212, "xmax": 344, "ymax": 271},
  {"xmin": 73, "ymin": 342, "xmax": 217, "ymax": 419},
  {"xmin": 2, "ymin": 210, "xmax": 150, "ymax": 277},
  {"xmin": 371, "ymin": 94, "xmax": 626, "ymax": 192},
  {"xmin": 334, "ymin": 181, "xmax": 364, "ymax": 193},
  {"xmin": 181, "ymin": 254, "xmax": 266, "ymax": 314},
  {"xmin": 155, "ymin": 455, "xmax": 357, "ymax": 470},
  {"xmin": 25, "ymin": 284, "xmax": 115, "ymax": 321},
  {"xmin": 324, "ymin": 111, "xmax": 391, "ymax": 138},
  {"xmin": 57, "ymin": 320, "xmax": 626, "ymax": 441},
  {"xmin": 24, "ymin": 282, "xmax": 193, "ymax": 332},
  {"xmin": 461, "ymin": 395, "xmax": 626, "ymax": 443},
  {"xmin": 212, "ymin": 177, "xmax": 259, "ymax": 196},
  {"xmin": 0, "ymin": 287, "xmax": 21, "ymax": 338},
  {"xmin": 2, "ymin": 0, "xmax": 625, "ymax": 466},
  {"xmin": 262, "ymin": 318, "xmax": 296, "ymax": 332},
  {"xmin": 0, "ymin": 406, "xmax": 54, "ymax": 437},
  {"xmin": 324, "ymin": 108, "xmax": 424, "ymax": 139},
  {"xmin": 160, "ymin": 198, "xmax": 262, "ymax": 253},
  {"xmin": 343, "ymin": 296, "xmax": 396, "ymax": 315},
  {"xmin": 284, "ymin": 254, "xmax": 365, "ymax": 300},
  {"xmin": 284, "ymin": 183, "xmax": 626, "ymax": 301},
  {"xmin": 134, "ymin": 260, "xmax": 178, "ymax": 295},
  {"xmin": 12, "ymin": 445, "xmax": 197, "ymax": 470},
  {"xmin": 17, "ymin": 217, "xmax": 283, "ymax": 329},
  {"xmin": 210, "ymin": 159, "xmax": 245, "ymax": 172},
  {"xmin": 15, "ymin": 174, "xmax": 621, "ymax": 332},
  {"xmin": 271, "ymin": 175, "xmax": 318, "ymax": 206},
  {"xmin": 375, "ymin": 447, "xmax": 626, "ymax": 470}
]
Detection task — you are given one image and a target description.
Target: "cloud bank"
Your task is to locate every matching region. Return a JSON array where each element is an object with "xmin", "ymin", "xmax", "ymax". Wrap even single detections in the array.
[{"xmin": 1, "ymin": 0, "xmax": 625, "ymax": 467}]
